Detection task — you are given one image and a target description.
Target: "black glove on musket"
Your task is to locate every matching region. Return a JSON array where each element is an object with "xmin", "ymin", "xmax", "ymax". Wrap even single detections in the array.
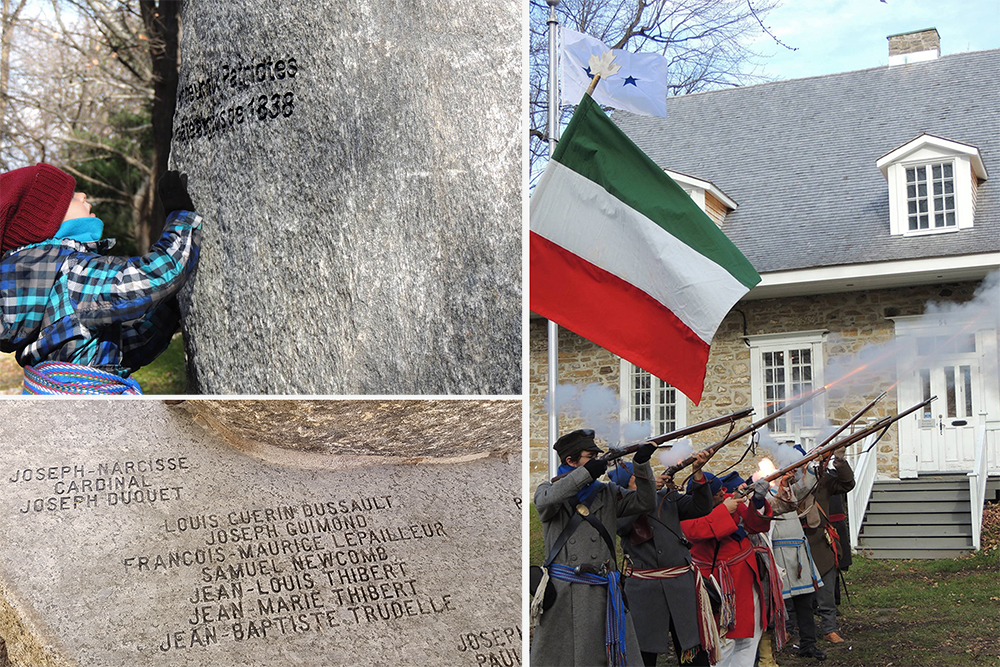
[
  {"xmin": 633, "ymin": 443, "xmax": 657, "ymax": 464},
  {"xmin": 584, "ymin": 458, "xmax": 608, "ymax": 480},
  {"xmin": 158, "ymin": 171, "xmax": 195, "ymax": 214}
]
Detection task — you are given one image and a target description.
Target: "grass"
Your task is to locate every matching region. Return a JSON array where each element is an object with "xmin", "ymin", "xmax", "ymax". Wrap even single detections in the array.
[
  {"xmin": 0, "ymin": 353, "xmax": 23, "ymax": 393},
  {"xmin": 529, "ymin": 502, "xmax": 1000, "ymax": 667},
  {"xmin": 131, "ymin": 334, "xmax": 188, "ymax": 394},
  {"xmin": 0, "ymin": 334, "xmax": 189, "ymax": 395}
]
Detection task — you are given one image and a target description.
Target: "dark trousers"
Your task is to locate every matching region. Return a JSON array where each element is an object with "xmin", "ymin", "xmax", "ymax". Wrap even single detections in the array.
[
  {"xmin": 784, "ymin": 591, "xmax": 819, "ymax": 651},
  {"xmin": 640, "ymin": 618, "xmax": 710, "ymax": 666}
]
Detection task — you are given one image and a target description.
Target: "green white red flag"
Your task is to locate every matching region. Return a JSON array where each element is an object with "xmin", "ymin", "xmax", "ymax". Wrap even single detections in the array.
[{"xmin": 530, "ymin": 95, "xmax": 761, "ymax": 404}]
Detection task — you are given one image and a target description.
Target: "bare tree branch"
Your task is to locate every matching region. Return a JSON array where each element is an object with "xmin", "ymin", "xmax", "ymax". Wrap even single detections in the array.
[{"xmin": 529, "ymin": 0, "xmax": 785, "ymax": 183}]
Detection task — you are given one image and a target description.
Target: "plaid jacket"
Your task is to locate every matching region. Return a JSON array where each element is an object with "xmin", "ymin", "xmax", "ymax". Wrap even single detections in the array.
[{"xmin": 0, "ymin": 210, "xmax": 202, "ymax": 376}]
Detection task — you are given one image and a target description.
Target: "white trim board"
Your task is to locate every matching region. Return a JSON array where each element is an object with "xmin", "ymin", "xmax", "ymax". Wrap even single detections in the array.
[{"xmin": 744, "ymin": 253, "xmax": 1000, "ymax": 301}]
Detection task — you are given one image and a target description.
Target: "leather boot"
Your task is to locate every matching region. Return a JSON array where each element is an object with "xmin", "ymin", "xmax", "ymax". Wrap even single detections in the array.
[{"xmin": 798, "ymin": 645, "xmax": 828, "ymax": 660}]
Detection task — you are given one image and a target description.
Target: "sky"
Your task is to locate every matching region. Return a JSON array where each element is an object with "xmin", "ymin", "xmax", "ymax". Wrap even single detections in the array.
[{"xmin": 754, "ymin": 0, "xmax": 1000, "ymax": 81}]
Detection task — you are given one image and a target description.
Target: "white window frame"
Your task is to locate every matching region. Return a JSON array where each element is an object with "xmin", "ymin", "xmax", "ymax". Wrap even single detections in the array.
[
  {"xmin": 618, "ymin": 358, "xmax": 687, "ymax": 438},
  {"xmin": 903, "ymin": 161, "xmax": 957, "ymax": 233},
  {"xmin": 878, "ymin": 135, "xmax": 987, "ymax": 238},
  {"xmin": 746, "ymin": 330, "xmax": 827, "ymax": 444}
]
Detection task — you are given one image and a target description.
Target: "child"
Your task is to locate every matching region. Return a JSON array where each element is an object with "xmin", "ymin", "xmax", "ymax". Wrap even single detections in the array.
[{"xmin": 0, "ymin": 163, "xmax": 202, "ymax": 394}]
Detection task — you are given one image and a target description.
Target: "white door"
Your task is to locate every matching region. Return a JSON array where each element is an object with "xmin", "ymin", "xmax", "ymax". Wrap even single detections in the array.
[
  {"xmin": 912, "ymin": 352, "xmax": 980, "ymax": 472},
  {"xmin": 893, "ymin": 319, "xmax": 998, "ymax": 477}
]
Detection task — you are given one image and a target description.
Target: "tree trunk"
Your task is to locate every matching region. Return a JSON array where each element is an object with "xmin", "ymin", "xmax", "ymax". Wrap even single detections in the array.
[
  {"xmin": 137, "ymin": 0, "xmax": 179, "ymax": 251},
  {"xmin": 0, "ymin": 0, "xmax": 28, "ymax": 169}
]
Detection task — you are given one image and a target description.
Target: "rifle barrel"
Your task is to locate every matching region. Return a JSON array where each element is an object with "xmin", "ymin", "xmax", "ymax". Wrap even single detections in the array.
[
  {"xmin": 602, "ymin": 406, "xmax": 754, "ymax": 463},
  {"xmin": 666, "ymin": 385, "xmax": 828, "ymax": 475},
  {"xmin": 761, "ymin": 395, "xmax": 935, "ymax": 484}
]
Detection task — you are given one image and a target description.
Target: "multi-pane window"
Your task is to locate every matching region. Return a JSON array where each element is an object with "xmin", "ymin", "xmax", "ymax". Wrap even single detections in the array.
[
  {"xmin": 625, "ymin": 363, "xmax": 681, "ymax": 436},
  {"xmin": 762, "ymin": 348, "xmax": 816, "ymax": 433},
  {"xmin": 906, "ymin": 162, "xmax": 955, "ymax": 231}
]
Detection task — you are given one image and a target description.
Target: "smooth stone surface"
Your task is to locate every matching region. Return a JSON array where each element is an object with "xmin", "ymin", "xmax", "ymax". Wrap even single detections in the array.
[
  {"xmin": 170, "ymin": 0, "xmax": 522, "ymax": 395},
  {"xmin": 181, "ymin": 399, "xmax": 521, "ymax": 462},
  {"xmin": 0, "ymin": 401, "xmax": 521, "ymax": 666}
]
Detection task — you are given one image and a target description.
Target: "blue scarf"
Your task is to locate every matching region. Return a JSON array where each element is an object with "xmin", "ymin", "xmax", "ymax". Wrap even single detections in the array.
[
  {"xmin": 55, "ymin": 217, "xmax": 104, "ymax": 243},
  {"xmin": 557, "ymin": 463, "xmax": 605, "ymax": 505}
]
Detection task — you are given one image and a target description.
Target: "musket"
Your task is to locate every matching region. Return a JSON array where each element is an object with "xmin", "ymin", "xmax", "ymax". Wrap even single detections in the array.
[
  {"xmin": 548, "ymin": 407, "xmax": 754, "ymax": 482},
  {"xmin": 743, "ymin": 395, "xmax": 936, "ymax": 491},
  {"xmin": 602, "ymin": 406, "xmax": 755, "ymax": 463},
  {"xmin": 664, "ymin": 385, "xmax": 828, "ymax": 477},
  {"xmin": 801, "ymin": 390, "xmax": 887, "ymax": 456}
]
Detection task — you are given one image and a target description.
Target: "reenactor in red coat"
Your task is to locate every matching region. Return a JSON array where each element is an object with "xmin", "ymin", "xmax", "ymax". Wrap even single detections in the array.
[{"xmin": 681, "ymin": 472, "xmax": 772, "ymax": 667}]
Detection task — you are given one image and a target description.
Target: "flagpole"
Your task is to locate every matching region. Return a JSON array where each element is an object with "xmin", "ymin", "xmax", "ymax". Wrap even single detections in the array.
[{"xmin": 546, "ymin": 0, "xmax": 561, "ymax": 478}]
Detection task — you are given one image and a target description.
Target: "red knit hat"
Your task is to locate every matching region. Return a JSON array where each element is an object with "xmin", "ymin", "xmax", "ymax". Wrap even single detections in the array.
[{"xmin": 0, "ymin": 163, "xmax": 76, "ymax": 253}]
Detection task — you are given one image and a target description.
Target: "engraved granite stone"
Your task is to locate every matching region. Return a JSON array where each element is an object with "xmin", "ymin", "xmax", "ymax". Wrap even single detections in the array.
[
  {"xmin": 169, "ymin": 0, "xmax": 522, "ymax": 395},
  {"xmin": 0, "ymin": 401, "xmax": 521, "ymax": 666}
]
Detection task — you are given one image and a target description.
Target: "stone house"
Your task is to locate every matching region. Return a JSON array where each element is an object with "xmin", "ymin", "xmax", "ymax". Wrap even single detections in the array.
[{"xmin": 530, "ymin": 30, "xmax": 1000, "ymax": 554}]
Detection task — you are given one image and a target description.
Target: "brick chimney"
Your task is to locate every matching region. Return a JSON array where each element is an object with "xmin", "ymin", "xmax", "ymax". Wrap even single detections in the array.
[{"xmin": 887, "ymin": 28, "xmax": 940, "ymax": 66}]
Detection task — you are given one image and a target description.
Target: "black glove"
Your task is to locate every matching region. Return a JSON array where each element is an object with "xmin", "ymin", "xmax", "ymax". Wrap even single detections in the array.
[
  {"xmin": 583, "ymin": 458, "xmax": 608, "ymax": 480},
  {"xmin": 633, "ymin": 443, "xmax": 657, "ymax": 464},
  {"xmin": 158, "ymin": 170, "xmax": 195, "ymax": 214}
]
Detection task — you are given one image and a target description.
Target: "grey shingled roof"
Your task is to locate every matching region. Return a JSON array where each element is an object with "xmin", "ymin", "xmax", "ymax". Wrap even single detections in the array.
[{"xmin": 614, "ymin": 49, "xmax": 1000, "ymax": 273}]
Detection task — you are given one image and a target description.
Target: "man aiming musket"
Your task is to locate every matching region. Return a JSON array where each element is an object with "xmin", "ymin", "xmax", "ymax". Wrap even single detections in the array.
[
  {"xmin": 609, "ymin": 388, "xmax": 826, "ymax": 666},
  {"xmin": 753, "ymin": 391, "xmax": 885, "ymax": 662},
  {"xmin": 531, "ymin": 408, "xmax": 757, "ymax": 666},
  {"xmin": 753, "ymin": 395, "xmax": 935, "ymax": 647}
]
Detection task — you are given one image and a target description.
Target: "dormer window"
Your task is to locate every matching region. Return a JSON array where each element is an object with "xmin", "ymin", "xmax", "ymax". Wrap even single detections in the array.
[
  {"xmin": 905, "ymin": 162, "xmax": 955, "ymax": 231},
  {"xmin": 877, "ymin": 134, "xmax": 988, "ymax": 237},
  {"xmin": 664, "ymin": 169, "xmax": 737, "ymax": 227}
]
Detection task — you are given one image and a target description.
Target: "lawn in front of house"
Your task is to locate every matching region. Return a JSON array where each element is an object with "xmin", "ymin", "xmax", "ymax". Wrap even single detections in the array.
[{"xmin": 529, "ymin": 502, "xmax": 1000, "ymax": 667}]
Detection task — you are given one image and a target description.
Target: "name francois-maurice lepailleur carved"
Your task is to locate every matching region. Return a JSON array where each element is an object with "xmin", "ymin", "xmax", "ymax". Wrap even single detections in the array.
[{"xmin": 7, "ymin": 461, "xmax": 521, "ymax": 664}]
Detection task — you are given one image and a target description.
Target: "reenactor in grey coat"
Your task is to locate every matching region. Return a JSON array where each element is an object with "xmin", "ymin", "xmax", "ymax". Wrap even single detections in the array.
[
  {"xmin": 614, "ymin": 449, "xmax": 715, "ymax": 666},
  {"xmin": 531, "ymin": 429, "xmax": 657, "ymax": 667}
]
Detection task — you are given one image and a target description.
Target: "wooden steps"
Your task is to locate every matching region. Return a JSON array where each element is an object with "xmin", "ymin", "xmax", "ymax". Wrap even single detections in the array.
[{"xmin": 856, "ymin": 473, "xmax": 975, "ymax": 559}]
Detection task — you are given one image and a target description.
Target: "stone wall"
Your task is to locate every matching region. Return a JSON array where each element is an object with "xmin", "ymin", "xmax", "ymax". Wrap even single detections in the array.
[{"xmin": 529, "ymin": 281, "xmax": 981, "ymax": 491}]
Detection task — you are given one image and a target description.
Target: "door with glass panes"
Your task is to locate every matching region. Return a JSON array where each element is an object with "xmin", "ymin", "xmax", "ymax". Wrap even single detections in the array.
[{"xmin": 910, "ymin": 333, "xmax": 980, "ymax": 472}]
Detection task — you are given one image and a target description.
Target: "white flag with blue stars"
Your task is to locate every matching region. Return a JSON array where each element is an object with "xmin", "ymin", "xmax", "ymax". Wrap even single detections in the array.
[{"xmin": 560, "ymin": 27, "xmax": 668, "ymax": 117}]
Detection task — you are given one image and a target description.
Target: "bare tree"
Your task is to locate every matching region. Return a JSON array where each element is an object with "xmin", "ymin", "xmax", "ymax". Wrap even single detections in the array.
[
  {"xmin": 51, "ymin": 0, "xmax": 179, "ymax": 251},
  {"xmin": 530, "ymin": 0, "xmax": 782, "ymax": 182},
  {"xmin": 1, "ymin": 0, "xmax": 30, "ymax": 170},
  {"xmin": 137, "ymin": 1, "xmax": 179, "ymax": 251},
  {"xmin": 2, "ymin": 0, "xmax": 180, "ymax": 251}
]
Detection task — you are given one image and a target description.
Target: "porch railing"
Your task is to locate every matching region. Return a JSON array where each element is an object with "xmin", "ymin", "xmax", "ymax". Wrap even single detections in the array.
[
  {"xmin": 968, "ymin": 412, "xmax": 990, "ymax": 550},
  {"xmin": 846, "ymin": 430, "xmax": 881, "ymax": 549}
]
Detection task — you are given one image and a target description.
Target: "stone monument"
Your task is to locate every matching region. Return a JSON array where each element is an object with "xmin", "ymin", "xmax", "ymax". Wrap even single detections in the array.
[
  {"xmin": 0, "ymin": 400, "xmax": 521, "ymax": 666},
  {"xmin": 169, "ymin": 0, "xmax": 522, "ymax": 395}
]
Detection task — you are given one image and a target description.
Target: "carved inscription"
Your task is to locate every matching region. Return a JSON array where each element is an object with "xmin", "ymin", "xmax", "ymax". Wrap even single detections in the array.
[
  {"xmin": 117, "ymin": 496, "xmax": 460, "ymax": 652},
  {"xmin": 7, "ymin": 458, "xmax": 192, "ymax": 513},
  {"xmin": 456, "ymin": 626, "xmax": 523, "ymax": 665},
  {"xmin": 173, "ymin": 53, "xmax": 299, "ymax": 143}
]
